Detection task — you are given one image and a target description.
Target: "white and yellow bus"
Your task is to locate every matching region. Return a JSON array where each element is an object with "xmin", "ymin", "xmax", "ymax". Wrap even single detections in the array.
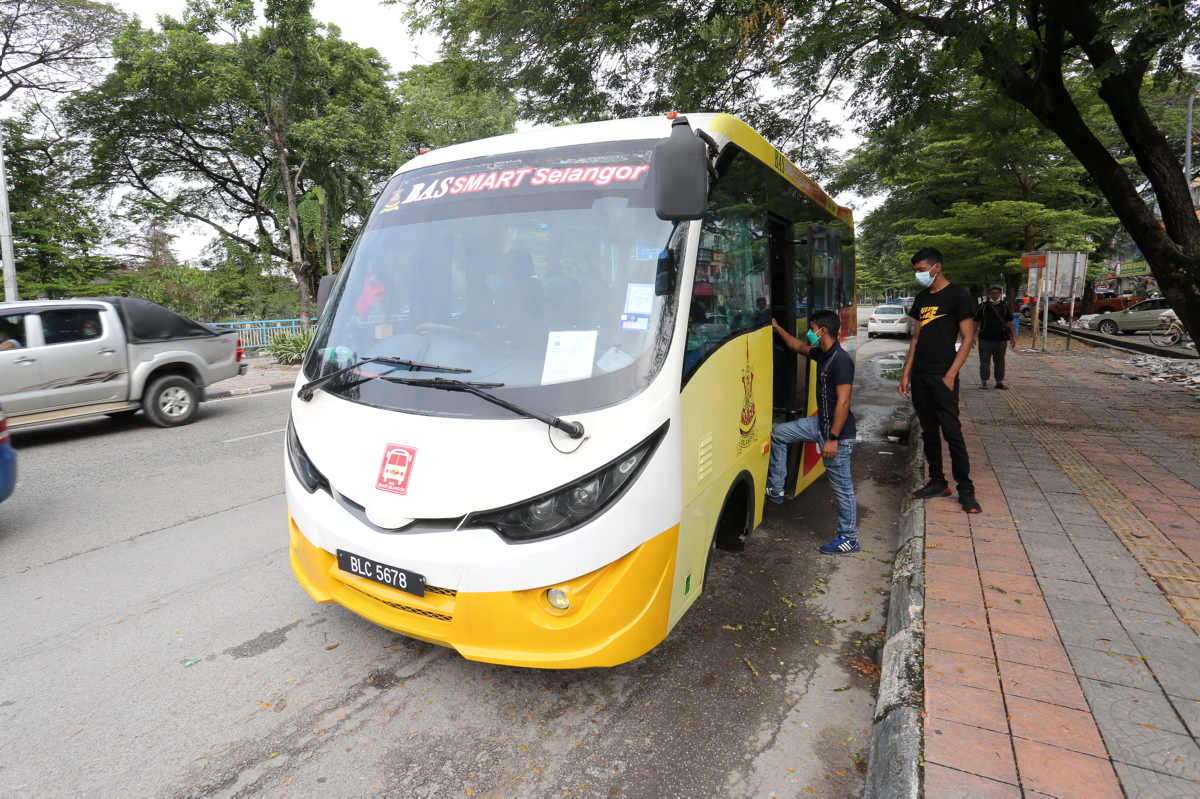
[{"xmin": 287, "ymin": 114, "xmax": 856, "ymax": 668}]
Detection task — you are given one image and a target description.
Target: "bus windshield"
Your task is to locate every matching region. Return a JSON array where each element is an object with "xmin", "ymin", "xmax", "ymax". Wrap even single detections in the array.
[{"xmin": 306, "ymin": 141, "xmax": 682, "ymax": 419}]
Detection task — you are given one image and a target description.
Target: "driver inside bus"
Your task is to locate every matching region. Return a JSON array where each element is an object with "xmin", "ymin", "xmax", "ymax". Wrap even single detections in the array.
[{"xmin": 483, "ymin": 247, "xmax": 544, "ymax": 349}]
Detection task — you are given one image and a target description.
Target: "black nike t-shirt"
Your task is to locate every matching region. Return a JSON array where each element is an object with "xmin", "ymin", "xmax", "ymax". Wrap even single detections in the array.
[{"xmin": 908, "ymin": 283, "xmax": 975, "ymax": 375}]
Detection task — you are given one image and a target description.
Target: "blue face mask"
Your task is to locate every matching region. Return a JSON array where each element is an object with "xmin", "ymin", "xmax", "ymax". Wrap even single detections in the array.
[
  {"xmin": 806, "ymin": 329, "xmax": 820, "ymax": 346},
  {"xmin": 915, "ymin": 268, "xmax": 937, "ymax": 288}
]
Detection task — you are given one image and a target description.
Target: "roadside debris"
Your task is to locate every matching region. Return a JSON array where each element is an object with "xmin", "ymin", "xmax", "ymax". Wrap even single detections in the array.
[{"xmin": 1107, "ymin": 354, "xmax": 1200, "ymax": 387}]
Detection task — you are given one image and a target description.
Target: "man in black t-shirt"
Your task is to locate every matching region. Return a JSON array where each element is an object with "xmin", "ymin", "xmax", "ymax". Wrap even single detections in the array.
[
  {"xmin": 973, "ymin": 285, "xmax": 1015, "ymax": 389},
  {"xmin": 900, "ymin": 247, "xmax": 981, "ymax": 513}
]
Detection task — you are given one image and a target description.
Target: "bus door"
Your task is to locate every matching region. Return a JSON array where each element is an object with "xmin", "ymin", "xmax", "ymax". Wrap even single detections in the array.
[
  {"xmin": 793, "ymin": 224, "xmax": 843, "ymax": 486},
  {"xmin": 769, "ymin": 214, "xmax": 800, "ymax": 424}
]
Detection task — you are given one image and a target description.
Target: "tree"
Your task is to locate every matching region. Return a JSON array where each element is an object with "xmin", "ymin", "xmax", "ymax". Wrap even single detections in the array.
[
  {"xmin": 0, "ymin": 0, "xmax": 126, "ymax": 103},
  {"xmin": 407, "ymin": 0, "xmax": 1200, "ymax": 339},
  {"xmin": 65, "ymin": 0, "xmax": 397, "ymax": 328},
  {"xmin": 833, "ymin": 80, "xmax": 1120, "ymax": 298},
  {"xmin": 1, "ymin": 115, "xmax": 110, "ymax": 297},
  {"xmin": 392, "ymin": 62, "xmax": 518, "ymax": 161}
]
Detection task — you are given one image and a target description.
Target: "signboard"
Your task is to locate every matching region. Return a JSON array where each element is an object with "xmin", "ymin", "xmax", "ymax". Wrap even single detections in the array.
[
  {"xmin": 1027, "ymin": 251, "xmax": 1087, "ymax": 297},
  {"xmin": 1020, "ymin": 252, "xmax": 1046, "ymax": 270}
]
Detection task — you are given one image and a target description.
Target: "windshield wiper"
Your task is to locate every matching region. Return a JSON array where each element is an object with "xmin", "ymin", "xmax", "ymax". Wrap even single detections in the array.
[
  {"xmin": 381, "ymin": 375, "xmax": 586, "ymax": 439},
  {"xmin": 298, "ymin": 356, "xmax": 470, "ymax": 401}
]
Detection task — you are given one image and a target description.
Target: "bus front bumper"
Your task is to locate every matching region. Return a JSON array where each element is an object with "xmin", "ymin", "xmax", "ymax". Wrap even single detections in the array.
[{"xmin": 288, "ymin": 514, "xmax": 678, "ymax": 669}]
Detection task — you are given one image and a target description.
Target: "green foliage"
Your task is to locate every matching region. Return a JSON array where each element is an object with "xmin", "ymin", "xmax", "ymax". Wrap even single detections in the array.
[
  {"xmin": 266, "ymin": 329, "xmax": 314, "ymax": 364},
  {"xmin": 832, "ymin": 80, "xmax": 1120, "ymax": 295},
  {"xmin": 111, "ymin": 266, "xmax": 228, "ymax": 322},
  {"xmin": 64, "ymin": 0, "xmax": 399, "ymax": 323},
  {"xmin": 3, "ymin": 116, "xmax": 113, "ymax": 299},
  {"xmin": 393, "ymin": 62, "xmax": 518, "ymax": 162}
]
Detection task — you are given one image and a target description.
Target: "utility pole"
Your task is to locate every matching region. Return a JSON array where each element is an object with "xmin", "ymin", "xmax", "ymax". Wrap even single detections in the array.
[{"xmin": 0, "ymin": 126, "xmax": 15, "ymax": 302}]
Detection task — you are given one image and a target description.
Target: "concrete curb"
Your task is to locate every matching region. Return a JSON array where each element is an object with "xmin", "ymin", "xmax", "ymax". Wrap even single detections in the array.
[
  {"xmin": 205, "ymin": 381, "xmax": 297, "ymax": 400},
  {"xmin": 864, "ymin": 416, "xmax": 925, "ymax": 799},
  {"xmin": 1042, "ymin": 323, "xmax": 1198, "ymax": 359}
]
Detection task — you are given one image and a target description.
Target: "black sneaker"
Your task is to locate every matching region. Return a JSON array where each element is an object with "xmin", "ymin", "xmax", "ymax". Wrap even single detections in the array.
[
  {"xmin": 911, "ymin": 482, "xmax": 951, "ymax": 499},
  {"xmin": 960, "ymin": 493, "xmax": 982, "ymax": 514}
]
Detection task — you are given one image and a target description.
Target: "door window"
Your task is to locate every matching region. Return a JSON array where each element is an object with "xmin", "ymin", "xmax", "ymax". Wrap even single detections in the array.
[
  {"xmin": 0, "ymin": 312, "xmax": 28, "ymax": 350},
  {"xmin": 40, "ymin": 309, "xmax": 103, "ymax": 345}
]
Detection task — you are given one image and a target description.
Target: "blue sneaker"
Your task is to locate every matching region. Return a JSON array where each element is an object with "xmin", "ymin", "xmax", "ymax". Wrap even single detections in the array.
[
  {"xmin": 820, "ymin": 536, "xmax": 861, "ymax": 554},
  {"xmin": 766, "ymin": 487, "xmax": 785, "ymax": 505}
]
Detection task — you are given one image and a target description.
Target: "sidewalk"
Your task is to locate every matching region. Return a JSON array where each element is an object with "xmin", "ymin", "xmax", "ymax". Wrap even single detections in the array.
[
  {"xmin": 206, "ymin": 353, "xmax": 300, "ymax": 398},
  {"xmin": 919, "ymin": 337, "xmax": 1200, "ymax": 796}
]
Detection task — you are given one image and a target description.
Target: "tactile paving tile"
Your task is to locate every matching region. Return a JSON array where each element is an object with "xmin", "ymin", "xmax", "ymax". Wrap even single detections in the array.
[{"xmin": 998, "ymin": 390, "xmax": 1200, "ymax": 639}]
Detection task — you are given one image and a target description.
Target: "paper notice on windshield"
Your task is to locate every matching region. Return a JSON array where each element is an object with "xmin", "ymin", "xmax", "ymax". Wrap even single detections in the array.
[
  {"xmin": 624, "ymin": 283, "xmax": 655, "ymax": 315},
  {"xmin": 541, "ymin": 330, "xmax": 598, "ymax": 385}
]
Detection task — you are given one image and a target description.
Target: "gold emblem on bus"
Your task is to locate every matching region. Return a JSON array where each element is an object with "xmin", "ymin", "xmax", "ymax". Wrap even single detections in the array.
[{"xmin": 738, "ymin": 339, "xmax": 757, "ymax": 452}]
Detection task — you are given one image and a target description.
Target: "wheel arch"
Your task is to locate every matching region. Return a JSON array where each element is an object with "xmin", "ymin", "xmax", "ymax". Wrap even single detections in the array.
[{"xmin": 713, "ymin": 469, "xmax": 756, "ymax": 552}]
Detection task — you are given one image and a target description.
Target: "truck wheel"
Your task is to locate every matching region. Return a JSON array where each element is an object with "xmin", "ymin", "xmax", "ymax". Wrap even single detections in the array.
[
  {"xmin": 144, "ymin": 375, "xmax": 199, "ymax": 427},
  {"xmin": 1097, "ymin": 319, "xmax": 1120, "ymax": 336}
]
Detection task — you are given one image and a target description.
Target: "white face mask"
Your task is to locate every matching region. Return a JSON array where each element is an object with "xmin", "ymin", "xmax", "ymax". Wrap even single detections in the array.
[
  {"xmin": 989, "ymin": 297, "xmax": 1002, "ymax": 303},
  {"xmin": 915, "ymin": 268, "xmax": 937, "ymax": 288}
]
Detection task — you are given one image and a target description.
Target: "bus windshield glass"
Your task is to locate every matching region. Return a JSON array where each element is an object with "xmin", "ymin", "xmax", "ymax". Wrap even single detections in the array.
[{"xmin": 306, "ymin": 141, "xmax": 682, "ymax": 418}]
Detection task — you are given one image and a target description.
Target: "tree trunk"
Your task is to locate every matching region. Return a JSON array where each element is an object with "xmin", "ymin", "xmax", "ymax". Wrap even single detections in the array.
[
  {"xmin": 270, "ymin": 127, "xmax": 310, "ymax": 330},
  {"xmin": 320, "ymin": 194, "xmax": 333, "ymax": 277}
]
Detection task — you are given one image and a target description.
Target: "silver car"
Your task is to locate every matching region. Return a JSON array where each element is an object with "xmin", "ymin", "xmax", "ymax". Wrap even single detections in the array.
[
  {"xmin": 0, "ymin": 298, "xmax": 245, "ymax": 428},
  {"xmin": 1091, "ymin": 298, "xmax": 1172, "ymax": 335}
]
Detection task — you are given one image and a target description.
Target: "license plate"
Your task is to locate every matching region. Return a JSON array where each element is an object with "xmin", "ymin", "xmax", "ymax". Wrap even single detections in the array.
[{"xmin": 337, "ymin": 549, "xmax": 426, "ymax": 597}]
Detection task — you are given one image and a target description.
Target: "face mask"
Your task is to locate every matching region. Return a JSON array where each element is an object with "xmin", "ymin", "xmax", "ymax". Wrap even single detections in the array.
[
  {"xmin": 915, "ymin": 268, "xmax": 937, "ymax": 288},
  {"xmin": 989, "ymin": 297, "xmax": 1002, "ymax": 304},
  {"xmin": 806, "ymin": 329, "xmax": 820, "ymax": 346},
  {"xmin": 486, "ymin": 274, "xmax": 504, "ymax": 292}
]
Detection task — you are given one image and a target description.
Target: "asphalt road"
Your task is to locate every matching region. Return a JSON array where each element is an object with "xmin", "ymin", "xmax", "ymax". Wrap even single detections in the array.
[{"xmin": 0, "ymin": 338, "xmax": 908, "ymax": 798}]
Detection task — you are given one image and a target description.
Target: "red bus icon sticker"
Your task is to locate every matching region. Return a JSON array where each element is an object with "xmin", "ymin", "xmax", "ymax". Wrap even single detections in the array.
[{"xmin": 376, "ymin": 444, "xmax": 417, "ymax": 495}]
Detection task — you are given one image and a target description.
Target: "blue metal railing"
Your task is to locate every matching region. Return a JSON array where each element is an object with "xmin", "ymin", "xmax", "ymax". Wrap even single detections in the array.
[{"xmin": 210, "ymin": 318, "xmax": 304, "ymax": 349}]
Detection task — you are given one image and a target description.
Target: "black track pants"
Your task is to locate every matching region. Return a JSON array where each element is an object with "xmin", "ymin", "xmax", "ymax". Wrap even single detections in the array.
[{"xmin": 910, "ymin": 372, "xmax": 974, "ymax": 494}]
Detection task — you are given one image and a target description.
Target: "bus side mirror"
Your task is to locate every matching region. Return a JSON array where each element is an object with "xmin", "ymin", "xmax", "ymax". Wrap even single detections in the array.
[
  {"xmin": 653, "ymin": 119, "xmax": 709, "ymax": 221},
  {"xmin": 316, "ymin": 274, "xmax": 337, "ymax": 318}
]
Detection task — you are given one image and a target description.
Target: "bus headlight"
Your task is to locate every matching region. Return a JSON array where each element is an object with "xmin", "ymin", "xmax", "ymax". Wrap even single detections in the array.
[
  {"xmin": 287, "ymin": 418, "xmax": 329, "ymax": 494},
  {"xmin": 468, "ymin": 422, "xmax": 668, "ymax": 543}
]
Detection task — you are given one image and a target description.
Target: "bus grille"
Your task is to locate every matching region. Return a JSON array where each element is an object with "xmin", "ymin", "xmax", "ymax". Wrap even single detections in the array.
[{"xmin": 347, "ymin": 584, "xmax": 453, "ymax": 623}]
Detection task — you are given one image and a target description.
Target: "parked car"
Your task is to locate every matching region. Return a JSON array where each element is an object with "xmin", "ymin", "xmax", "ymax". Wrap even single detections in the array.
[
  {"xmin": 0, "ymin": 297, "xmax": 246, "ymax": 430},
  {"xmin": 1024, "ymin": 293, "xmax": 1142, "ymax": 320},
  {"xmin": 0, "ymin": 402, "xmax": 14, "ymax": 503},
  {"xmin": 867, "ymin": 305, "xmax": 913, "ymax": 338},
  {"xmin": 1090, "ymin": 297, "xmax": 1173, "ymax": 335}
]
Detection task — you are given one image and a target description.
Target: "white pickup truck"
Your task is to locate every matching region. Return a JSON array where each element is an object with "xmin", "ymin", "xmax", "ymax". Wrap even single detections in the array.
[{"xmin": 0, "ymin": 297, "xmax": 246, "ymax": 429}]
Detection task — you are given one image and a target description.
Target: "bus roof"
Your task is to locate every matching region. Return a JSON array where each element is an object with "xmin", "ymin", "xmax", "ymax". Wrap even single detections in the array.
[{"xmin": 397, "ymin": 114, "xmax": 853, "ymax": 228}]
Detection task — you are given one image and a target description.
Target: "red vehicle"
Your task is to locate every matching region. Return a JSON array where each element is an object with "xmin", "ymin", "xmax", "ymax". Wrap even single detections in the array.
[{"xmin": 1023, "ymin": 292, "xmax": 1143, "ymax": 321}]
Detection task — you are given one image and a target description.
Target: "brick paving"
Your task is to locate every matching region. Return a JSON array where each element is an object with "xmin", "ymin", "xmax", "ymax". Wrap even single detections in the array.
[{"xmin": 919, "ymin": 339, "xmax": 1200, "ymax": 796}]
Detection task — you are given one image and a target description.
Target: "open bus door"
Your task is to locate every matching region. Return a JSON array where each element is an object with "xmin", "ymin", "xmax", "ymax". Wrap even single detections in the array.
[{"xmin": 771, "ymin": 223, "xmax": 841, "ymax": 495}]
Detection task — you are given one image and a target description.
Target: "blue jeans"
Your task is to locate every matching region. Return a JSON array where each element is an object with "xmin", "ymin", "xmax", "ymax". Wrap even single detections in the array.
[{"xmin": 768, "ymin": 417, "xmax": 858, "ymax": 540}]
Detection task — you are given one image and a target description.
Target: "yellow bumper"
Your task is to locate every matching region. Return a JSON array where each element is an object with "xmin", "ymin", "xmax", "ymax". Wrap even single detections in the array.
[{"xmin": 288, "ymin": 514, "xmax": 677, "ymax": 669}]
